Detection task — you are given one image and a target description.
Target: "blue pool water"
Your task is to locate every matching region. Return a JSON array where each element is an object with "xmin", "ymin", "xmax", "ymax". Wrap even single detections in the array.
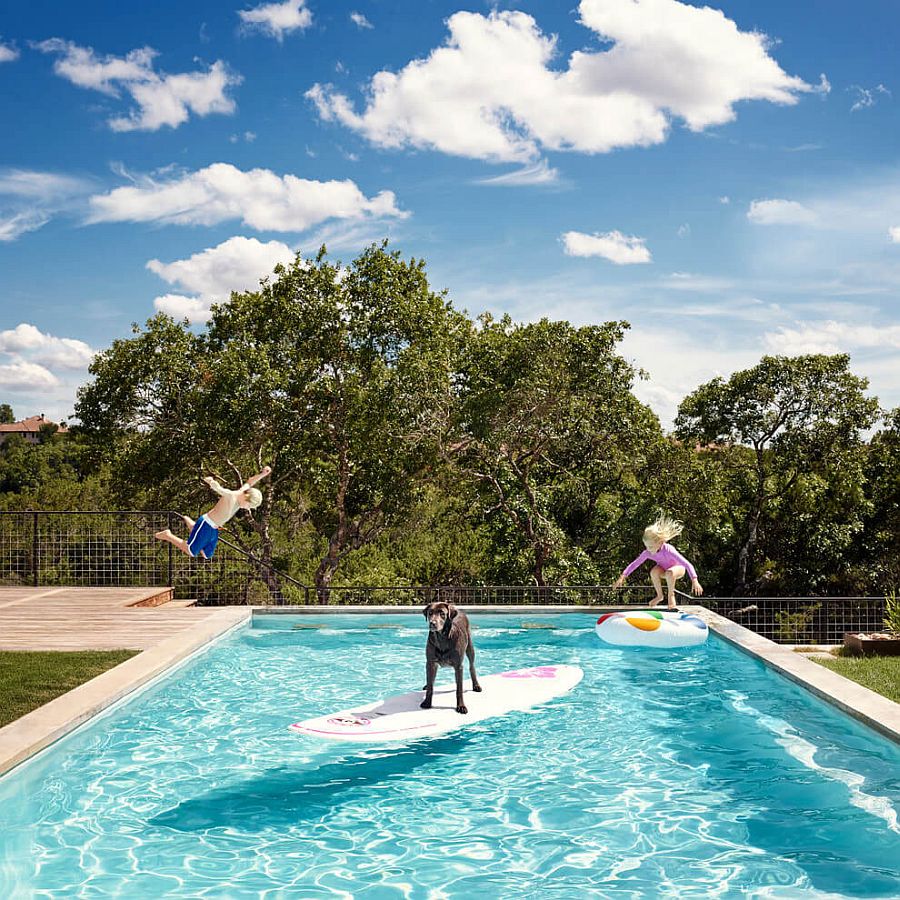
[{"xmin": 1, "ymin": 613, "xmax": 899, "ymax": 898}]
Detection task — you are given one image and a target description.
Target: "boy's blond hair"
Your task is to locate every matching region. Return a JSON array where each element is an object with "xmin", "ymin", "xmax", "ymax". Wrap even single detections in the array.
[
  {"xmin": 643, "ymin": 514, "xmax": 684, "ymax": 546},
  {"xmin": 245, "ymin": 487, "xmax": 263, "ymax": 509}
]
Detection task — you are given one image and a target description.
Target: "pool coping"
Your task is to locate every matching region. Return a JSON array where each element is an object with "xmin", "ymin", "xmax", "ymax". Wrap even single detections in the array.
[
  {"xmin": 0, "ymin": 607, "xmax": 250, "ymax": 778},
  {"xmin": 694, "ymin": 607, "xmax": 900, "ymax": 745}
]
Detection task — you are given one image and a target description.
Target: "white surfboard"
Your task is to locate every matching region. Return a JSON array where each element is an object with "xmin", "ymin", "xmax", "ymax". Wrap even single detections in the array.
[{"xmin": 289, "ymin": 664, "xmax": 583, "ymax": 743}]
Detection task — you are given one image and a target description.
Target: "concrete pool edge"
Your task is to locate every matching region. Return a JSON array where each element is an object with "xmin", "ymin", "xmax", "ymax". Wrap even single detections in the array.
[
  {"xmin": 0, "ymin": 607, "xmax": 250, "ymax": 778},
  {"xmin": 695, "ymin": 607, "xmax": 900, "ymax": 745}
]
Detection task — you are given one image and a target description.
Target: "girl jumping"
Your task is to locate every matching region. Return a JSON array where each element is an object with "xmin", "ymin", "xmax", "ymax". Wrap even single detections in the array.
[{"xmin": 613, "ymin": 515, "xmax": 703, "ymax": 610}]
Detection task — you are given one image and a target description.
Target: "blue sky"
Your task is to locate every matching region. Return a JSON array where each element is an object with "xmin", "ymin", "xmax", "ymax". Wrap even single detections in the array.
[{"xmin": 1, "ymin": 0, "xmax": 899, "ymax": 425}]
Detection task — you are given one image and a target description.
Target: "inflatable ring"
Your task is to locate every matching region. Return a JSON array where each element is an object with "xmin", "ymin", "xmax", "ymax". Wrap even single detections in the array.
[{"xmin": 595, "ymin": 610, "xmax": 708, "ymax": 648}]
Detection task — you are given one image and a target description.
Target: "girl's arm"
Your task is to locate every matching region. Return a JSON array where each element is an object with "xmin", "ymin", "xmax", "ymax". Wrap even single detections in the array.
[
  {"xmin": 614, "ymin": 551, "xmax": 650, "ymax": 586},
  {"xmin": 667, "ymin": 545, "xmax": 698, "ymax": 582}
]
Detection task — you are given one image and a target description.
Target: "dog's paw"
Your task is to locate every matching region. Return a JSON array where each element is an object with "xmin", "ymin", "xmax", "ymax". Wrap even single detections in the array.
[
  {"xmin": 420, "ymin": 699, "xmax": 432, "ymax": 709},
  {"xmin": 472, "ymin": 684, "xmax": 483, "ymax": 692},
  {"xmin": 456, "ymin": 705, "xmax": 468, "ymax": 714}
]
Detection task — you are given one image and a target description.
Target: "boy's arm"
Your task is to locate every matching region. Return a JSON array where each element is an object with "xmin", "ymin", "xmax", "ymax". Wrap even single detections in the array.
[
  {"xmin": 241, "ymin": 465, "xmax": 273, "ymax": 491},
  {"xmin": 203, "ymin": 476, "xmax": 230, "ymax": 496}
]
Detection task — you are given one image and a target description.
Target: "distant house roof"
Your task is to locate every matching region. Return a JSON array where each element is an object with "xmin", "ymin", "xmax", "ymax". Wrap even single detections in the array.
[{"xmin": 0, "ymin": 414, "xmax": 69, "ymax": 434}]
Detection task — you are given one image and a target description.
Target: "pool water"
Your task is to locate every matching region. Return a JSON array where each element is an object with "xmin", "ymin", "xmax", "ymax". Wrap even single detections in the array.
[{"xmin": 1, "ymin": 613, "xmax": 899, "ymax": 898}]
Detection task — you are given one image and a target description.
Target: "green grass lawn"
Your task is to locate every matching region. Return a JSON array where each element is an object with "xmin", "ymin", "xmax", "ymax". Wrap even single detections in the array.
[
  {"xmin": 0, "ymin": 650, "xmax": 139, "ymax": 728},
  {"xmin": 814, "ymin": 654, "xmax": 900, "ymax": 703}
]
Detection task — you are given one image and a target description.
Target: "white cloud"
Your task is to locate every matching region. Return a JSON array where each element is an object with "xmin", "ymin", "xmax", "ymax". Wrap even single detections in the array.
[
  {"xmin": 35, "ymin": 39, "xmax": 241, "ymax": 131},
  {"xmin": 0, "ymin": 324, "xmax": 94, "ymax": 411},
  {"xmin": 764, "ymin": 320, "xmax": 900, "ymax": 355},
  {"xmin": 0, "ymin": 211, "xmax": 51, "ymax": 242},
  {"xmin": 0, "ymin": 41, "xmax": 19, "ymax": 63},
  {"xmin": 660, "ymin": 272, "xmax": 734, "ymax": 293},
  {"xmin": 620, "ymin": 328, "xmax": 760, "ymax": 428},
  {"xmin": 0, "ymin": 169, "xmax": 89, "ymax": 200},
  {"xmin": 785, "ymin": 143, "xmax": 823, "ymax": 152},
  {"xmin": 147, "ymin": 235, "xmax": 296, "ymax": 322},
  {"xmin": 308, "ymin": 2, "xmax": 814, "ymax": 163},
  {"xmin": 476, "ymin": 159, "xmax": 559, "ymax": 186},
  {"xmin": 350, "ymin": 12, "xmax": 373, "ymax": 30},
  {"xmin": 0, "ymin": 168, "xmax": 93, "ymax": 241},
  {"xmin": 0, "ymin": 323, "xmax": 95, "ymax": 369},
  {"xmin": 719, "ymin": 195, "xmax": 730, "ymax": 204},
  {"xmin": 747, "ymin": 198, "xmax": 817, "ymax": 225},
  {"xmin": 889, "ymin": 226, "xmax": 900, "ymax": 244},
  {"xmin": 676, "ymin": 223, "xmax": 691, "ymax": 238},
  {"xmin": 849, "ymin": 83, "xmax": 890, "ymax": 113},
  {"xmin": 88, "ymin": 163, "xmax": 406, "ymax": 232},
  {"xmin": 152, "ymin": 293, "xmax": 214, "ymax": 324},
  {"xmin": 239, "ymin": 0, "xmax": 312, "ymax": 40},
  {"xmin": 0, "ymin": 361, "xmax": 59, "ymax": 390},
  {"xmin": 561, "ymin": 230, "xmax": 651, "ymax": 264}
]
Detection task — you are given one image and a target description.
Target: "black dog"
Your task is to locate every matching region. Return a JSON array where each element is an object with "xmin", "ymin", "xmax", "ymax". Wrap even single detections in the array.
[{"xmin": 421, "ymin": 601, "xmax": 481, "ymax": 714}]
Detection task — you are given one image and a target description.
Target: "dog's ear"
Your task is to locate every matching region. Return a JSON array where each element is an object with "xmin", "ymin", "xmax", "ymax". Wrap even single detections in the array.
[
  {"xmin": 446, "ymin": 603, "xmax": 458, "ymax": 621},
  {"xmin": 422, "ymin": 604, "xmax": 432, "ymax": 618}
]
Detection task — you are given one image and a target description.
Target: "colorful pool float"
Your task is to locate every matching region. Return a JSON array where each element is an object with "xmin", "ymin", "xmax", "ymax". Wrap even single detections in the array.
[{"xmin": 595, "ymin": 610, "xmax": 708, "ymax": 648}]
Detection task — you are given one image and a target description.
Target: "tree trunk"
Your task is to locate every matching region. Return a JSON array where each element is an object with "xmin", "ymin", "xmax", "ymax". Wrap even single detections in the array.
[
  {"xmin": 737, "ymin": 451, "xmax": 766, "ymax": 592},
  {"xmin": 314, "ymin": 549, "xmax": 340, "ymax": 605},
  {"xmin": 254, "ymin": 484, "xmax": 283, "ymax": 604},
  {"xmin": 533, "ymin": 542, "xmax": 547, "ymax": 587}
]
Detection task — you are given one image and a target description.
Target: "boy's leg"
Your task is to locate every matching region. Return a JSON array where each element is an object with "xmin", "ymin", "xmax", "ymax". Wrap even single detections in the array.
[
  {"xmin": 664, "ymin": 566, "xmax": 686, "ymax": 608},
  {"xmin": 182, "ymin": 515, "xmax": 196, "ymax": 530},
  {"xmin": 649, "ymin": 566, "xmax": 665, "ymax": 606},
  {"xmin": 153, "ymin": 529, "xmax": 192, "ymax": 557}
]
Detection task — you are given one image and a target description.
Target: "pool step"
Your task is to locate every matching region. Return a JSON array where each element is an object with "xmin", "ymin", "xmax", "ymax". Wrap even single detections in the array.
[{"xmin": 126, "ymin": 588, "xmax": 174, "ymax": 608}]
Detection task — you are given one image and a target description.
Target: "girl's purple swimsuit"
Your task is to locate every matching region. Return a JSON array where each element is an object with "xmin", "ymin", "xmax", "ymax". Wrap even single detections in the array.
[{"xmin": 622, "ymin": 543, "xmax": 697, "ymax": 580}]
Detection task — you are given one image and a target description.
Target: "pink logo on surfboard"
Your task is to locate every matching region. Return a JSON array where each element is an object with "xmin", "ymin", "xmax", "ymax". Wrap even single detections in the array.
[
  {"xmin": 500, "ymin": 666, "xmax": 559, "ymax": 679},
  {"xmin": 326, "ymin": 715, "xmax": 372, "ymax": 728}
]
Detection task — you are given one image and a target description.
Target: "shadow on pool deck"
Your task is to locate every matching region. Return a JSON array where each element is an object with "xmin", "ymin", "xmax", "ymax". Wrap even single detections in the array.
[{"xmin": 150, "ymin": 734, "xmax": 471, "ymax": 832}]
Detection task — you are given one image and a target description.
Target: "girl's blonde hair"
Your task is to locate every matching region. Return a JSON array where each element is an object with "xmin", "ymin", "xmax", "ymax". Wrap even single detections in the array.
[
  {"xmin": 643, "ymin": 514, "xmax": 683, "ymax": 546},
  {"xmin": 245, "ymin": 487, "xmax": 263, "ymax": 509}
]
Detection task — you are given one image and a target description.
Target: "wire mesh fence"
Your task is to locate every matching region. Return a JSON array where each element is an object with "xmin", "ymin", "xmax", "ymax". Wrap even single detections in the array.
[
  {"xmin": 0, "ymin": 511, "xmax": 302, "ymax": 606},
  {"xmin": 696, "ymin": 596, "xmax": 886, "ymax": 644},
  {"xmin": 312, "ymin": 584, "xmax": 655, "ymax": 606},
  {"xmin": 0, "ymin": 512, "xmax": 890, "ymax": 641}
]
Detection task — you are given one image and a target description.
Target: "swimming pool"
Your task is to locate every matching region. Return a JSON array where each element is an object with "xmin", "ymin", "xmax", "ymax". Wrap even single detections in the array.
[{"xmin": 1, "ymin": 613, "xmax": 899, "ymax": 898}]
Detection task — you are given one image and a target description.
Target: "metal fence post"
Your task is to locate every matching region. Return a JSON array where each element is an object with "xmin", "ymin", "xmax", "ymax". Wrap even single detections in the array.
[
  {"xmin": 32, "ymin": 511, "xmax": 39, "ymax": 587},
  {"xmin": 167, "ymin": 512, "xmax": 174, "ymax": 587}
]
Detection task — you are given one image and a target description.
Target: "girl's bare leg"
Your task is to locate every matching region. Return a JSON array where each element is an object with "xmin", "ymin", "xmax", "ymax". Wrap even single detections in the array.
[
  {"xmin": 154, "ymin": 529, "xmax": 192, "ymax": 557},
  {"xmin": 649, "ymin": 566, "xmax": 665, "ymax": 606},
  {"xmin": 664, "ymin": 566, "xmax": 686, "ymax": 609}
]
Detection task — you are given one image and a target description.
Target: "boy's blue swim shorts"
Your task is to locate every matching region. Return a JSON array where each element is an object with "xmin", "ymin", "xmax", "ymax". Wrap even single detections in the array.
[{"xmin": 187, "ymin": 515, "xmax": 219, "ymax": 559}]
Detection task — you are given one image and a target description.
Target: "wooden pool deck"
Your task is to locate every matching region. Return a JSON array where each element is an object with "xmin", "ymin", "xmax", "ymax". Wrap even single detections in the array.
[{"xmin": 0, "ymin": 586, "xmax": 220, "ymax": 651}]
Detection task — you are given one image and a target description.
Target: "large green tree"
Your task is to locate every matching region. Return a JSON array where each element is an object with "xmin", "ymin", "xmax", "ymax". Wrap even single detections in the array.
[
  {"xmin": 856, "ymin": 408, "xmax": 900, "ymax": 591},
  {"xmin": 454, "ymin": 315, "xmax": 659, "ymax": 585},
  {"xmin": 77, "ymin": 243, "xmax": 466, "ymax": 601},
  {"xmin": 675, "ymin": 354, "xmax": 879, "ymax": 592}
]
